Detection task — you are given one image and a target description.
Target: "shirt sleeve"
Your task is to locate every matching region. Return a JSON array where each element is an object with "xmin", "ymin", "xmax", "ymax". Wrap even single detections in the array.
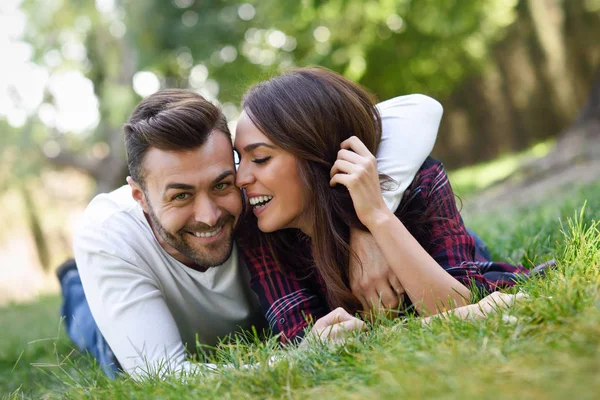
[
  {"xmin": 74, "ymin": 223, "xmax": 200, "ymax": 379},
  {"xmin": 422, "ymin": 163, "xmax": 528, "ymax": 297},
  {"xmin": 240, "ymin": 244, "xmax": 329, "ymax": 344},
  {"xmin": 376, "ymin": 94, "xmax": 443, "ymax": 212}
]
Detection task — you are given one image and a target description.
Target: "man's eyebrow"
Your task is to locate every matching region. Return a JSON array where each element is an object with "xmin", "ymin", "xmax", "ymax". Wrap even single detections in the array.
[
  {"xmin": 164, "ymin": 183, "xmax": 194, "ymax": 192},
  {"xmin": 212, "ymin": 170, "xmax": 235, "ymax": 185},
  {"xmin": 162, "ymin": 171, "xmax": 235, "ymax": 196},
  {"xmin": 242, "ymin": 142, "xmax": 277, "ymax": 152},
  {"xmin": 164, "ymin": 183, "xmax": 195, "ymax": 193}
]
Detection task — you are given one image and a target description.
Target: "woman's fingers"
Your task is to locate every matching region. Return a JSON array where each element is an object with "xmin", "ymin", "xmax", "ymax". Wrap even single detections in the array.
[
  {"xmin": 331, "ymin": 135, "xmax": 389, "ymax": 228},
  {"xmin": 375, "ymin": 284, "xmax": 399, "ymax": 310},
  {"xmin": 357, "ymin": 294, "xmax": 371, "ymax": 314},
  {"xmin": 330, "ymin": 159, "xmax": 356, "ymax": 179},
  {"xmin": 317, "ymin": 319, "xmax": 366, "ymax": 343},
  {"xmin": 389, "ymin": 274, "xmax": 405, "ymax": 296},
  {"xmin": 340, "ymin": 136, "xmax": 372, "ymax": 157},
  {"xmin": 336, "ymin": 148, "xmax": 364, "ymax": 163},
  {"xmin": 329, "ymin": 170, "xmax": 353, "ymax": 188},
  {"xmin": 313, "ymin": 307, "xmax": 355, "ymax": 330},
  {"xmin": 310, "ymin": 307, "xmax": 366, "ymax": 343}
]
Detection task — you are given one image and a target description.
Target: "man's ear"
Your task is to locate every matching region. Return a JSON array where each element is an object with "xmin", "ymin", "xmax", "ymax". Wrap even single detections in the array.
[{"xmin": 127, "ymin": 176, "xmax": 149, "ymax": 213}]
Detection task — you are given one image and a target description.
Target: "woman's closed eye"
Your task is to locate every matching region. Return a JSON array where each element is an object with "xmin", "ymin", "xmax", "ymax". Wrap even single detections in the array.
[{"xmin": 252, "ymin": 156, "xmax": 271, "ymax": 164}]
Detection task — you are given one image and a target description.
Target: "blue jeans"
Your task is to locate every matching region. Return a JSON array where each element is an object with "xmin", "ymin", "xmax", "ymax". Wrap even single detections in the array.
[
  {"xmin": 59, "ymin": 264, "xmax": 119, "ymax": 378},
  {"xmin": 468, "ymin": 228, "xmax": 492, "ymax": 261}
]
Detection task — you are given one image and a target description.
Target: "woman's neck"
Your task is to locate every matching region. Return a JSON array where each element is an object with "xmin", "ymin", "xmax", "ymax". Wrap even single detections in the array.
[
  {"xmin": 297, "ymin": 221, "xmax": 314, "ymax": 239},
  {"xmin": 291, "ymin": 213, "xmax": 314, "ymax": 239}
]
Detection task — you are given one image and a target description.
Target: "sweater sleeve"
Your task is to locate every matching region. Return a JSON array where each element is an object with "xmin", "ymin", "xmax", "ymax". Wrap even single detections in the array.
[
  {"xmin": 375, "ymin": 94, "xmax": 443, "ymax": 212},
  {"xmin": 73, "ymin": 222, "xmax": 201, "ymax": 379}
]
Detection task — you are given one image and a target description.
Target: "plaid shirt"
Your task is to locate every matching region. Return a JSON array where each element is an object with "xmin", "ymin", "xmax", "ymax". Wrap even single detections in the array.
[{"xmin": 239, "ymin": 157, "xmax": 533, "ymax": 343}]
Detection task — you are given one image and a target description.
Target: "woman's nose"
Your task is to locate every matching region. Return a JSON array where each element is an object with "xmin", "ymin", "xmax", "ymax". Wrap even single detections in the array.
[{"xmin": 235, "ymin": 163, "xmax": 255, "ymax": 188}]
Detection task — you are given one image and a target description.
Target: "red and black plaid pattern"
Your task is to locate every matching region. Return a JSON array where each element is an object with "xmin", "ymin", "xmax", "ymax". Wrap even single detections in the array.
[{"xmin": 239, "ymin": 158, "xmax": 534, "ymax": 343}]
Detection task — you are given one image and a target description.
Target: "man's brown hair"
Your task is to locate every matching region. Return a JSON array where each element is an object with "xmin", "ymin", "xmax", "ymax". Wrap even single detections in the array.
[{"xmin": 123, "ymin": 89, "xmax": 229, "ymax": 187}]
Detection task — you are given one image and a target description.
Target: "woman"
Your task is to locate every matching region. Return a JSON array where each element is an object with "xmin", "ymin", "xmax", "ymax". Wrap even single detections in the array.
[{"xmin": 234, "ymin": 67, "xmax": 536, "ymax": 343}]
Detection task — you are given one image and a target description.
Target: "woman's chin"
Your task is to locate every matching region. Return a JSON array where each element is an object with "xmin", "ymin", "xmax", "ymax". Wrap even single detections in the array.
[{"xmin": 257, "ymin": 219, "xmax": 277, "ymax": 233}]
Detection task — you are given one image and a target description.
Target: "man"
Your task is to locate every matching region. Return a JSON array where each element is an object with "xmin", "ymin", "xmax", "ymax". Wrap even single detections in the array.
[{"xmin": 58, "ymin": 88, "xmax": 442, "ymax": 378}]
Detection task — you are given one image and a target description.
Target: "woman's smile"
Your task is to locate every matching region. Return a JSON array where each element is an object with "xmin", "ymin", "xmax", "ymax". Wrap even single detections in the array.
[
  {"xmin": 234, "ymin": 111, "xmax": 310, "ymax": 234},
  {"xmin": 247, "ymin": 194, "xmax": 274, "ymax": 215}
]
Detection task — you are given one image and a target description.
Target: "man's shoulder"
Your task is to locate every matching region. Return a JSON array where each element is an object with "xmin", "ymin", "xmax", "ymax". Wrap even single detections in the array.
[
  {"xmin": 74, "ymin": 185, "xmax": 149, "ymax": 248},
  {"xmin": 73, "ymin": 186, "xmax": 163, "ymax": 275},
  {"xmin": 78, "ymin": 185, "xmax": 141, "ymax": 229}
]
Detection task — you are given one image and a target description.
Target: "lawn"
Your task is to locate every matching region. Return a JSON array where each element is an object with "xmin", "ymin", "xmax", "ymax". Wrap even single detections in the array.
[{"xmin": 1, "ymin": 175, "xmax": 599, "ymax": 399}]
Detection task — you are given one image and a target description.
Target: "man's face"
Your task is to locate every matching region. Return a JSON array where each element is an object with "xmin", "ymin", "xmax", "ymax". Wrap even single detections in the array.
[{"xmin": 129, "ymin": 132, "xmax": 242, "ymax": 267}]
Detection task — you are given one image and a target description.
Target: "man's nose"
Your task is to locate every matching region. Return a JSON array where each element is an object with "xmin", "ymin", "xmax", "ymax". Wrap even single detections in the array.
[{"xmin": 193, "ymin": 197, "xmax": 222, "ymax": 227}]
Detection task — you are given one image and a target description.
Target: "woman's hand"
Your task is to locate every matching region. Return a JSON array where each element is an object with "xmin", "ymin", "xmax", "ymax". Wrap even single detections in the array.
[
  {"xmin": 419, "ymin": 292, "xmax": 528, "ymax": 325},
  {"xmin": 304, "ymin": 307, "xmax": 366, "ymax": 345},
  {"xmin": 330, "ymin": 136, "xmax": 391, "ymax": 228},
  {"xmin": 349, "ymin": 227, "xmax": 405, "ymax": 313}
]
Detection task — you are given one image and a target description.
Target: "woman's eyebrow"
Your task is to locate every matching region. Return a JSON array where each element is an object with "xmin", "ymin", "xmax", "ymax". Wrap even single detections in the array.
[{"xmin": 242, "ymin": 142, "xmax": 277, "ymax": 152}]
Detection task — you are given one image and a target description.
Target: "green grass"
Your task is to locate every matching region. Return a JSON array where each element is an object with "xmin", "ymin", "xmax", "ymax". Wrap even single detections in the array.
[{"xmin": 2, "ymin": 177, "xmax": 599, "ymax": 399}]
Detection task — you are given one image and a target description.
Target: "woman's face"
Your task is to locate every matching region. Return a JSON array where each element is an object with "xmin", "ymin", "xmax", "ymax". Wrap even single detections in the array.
[{"xmin": 234, "ymin": 111, "xmax": 311, "ymax": 234}]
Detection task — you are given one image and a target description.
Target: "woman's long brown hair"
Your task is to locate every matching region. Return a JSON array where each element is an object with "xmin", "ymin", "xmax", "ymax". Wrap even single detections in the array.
[{"xmin": 241, "ymin": 67, "xmax": 386, "ymax": 313}]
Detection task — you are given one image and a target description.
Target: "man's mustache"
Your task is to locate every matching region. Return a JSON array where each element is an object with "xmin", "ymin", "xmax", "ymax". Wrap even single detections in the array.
[{"xmin": 183, "ymin": 214, "xmax": 236, "ymax": 233}]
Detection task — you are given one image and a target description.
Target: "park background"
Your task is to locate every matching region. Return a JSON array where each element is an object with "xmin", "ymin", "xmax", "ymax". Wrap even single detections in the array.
[
  {"xmin": 0, "ymin": 1, "xmax": 599, "ymax": 397},
  {"xmin": 1, "ymin": 0, "xmax": 600, "ymax": 301},
  {"xmin": 2, "ymin": 0, "xmax": 599, "ymax": 305}
]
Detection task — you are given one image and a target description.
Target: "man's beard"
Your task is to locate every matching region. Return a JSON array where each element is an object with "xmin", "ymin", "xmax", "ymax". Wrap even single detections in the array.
[{"xmin": 146, "ymin": 203, "xmax": 236, "ymax": 268}]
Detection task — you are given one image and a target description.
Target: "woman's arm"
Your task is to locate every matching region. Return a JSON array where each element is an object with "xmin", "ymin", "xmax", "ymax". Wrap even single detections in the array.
[
  {"xmin": 349, "ymin": 95, "xmax": 442, "ymax": 312},
  {"xmin": 363, "ymin": 206, "xmax": 471, "ymax": 314},
  {"xmin": 331, "ymin": 137, "xmax": 470, "ymax": 315}
]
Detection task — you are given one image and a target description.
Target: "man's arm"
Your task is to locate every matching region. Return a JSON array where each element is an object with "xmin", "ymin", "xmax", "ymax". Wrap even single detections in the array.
[
  {"xmin": 74, "ymin": 225, "xmax": 196, "ymax": 379},
  {"xmin": 349, "ymin": 94, "xmax": 443, "ymax": 313},
  {"xmin": 376, "ymin": 94, "xmax": 443, "ymax": 211}
]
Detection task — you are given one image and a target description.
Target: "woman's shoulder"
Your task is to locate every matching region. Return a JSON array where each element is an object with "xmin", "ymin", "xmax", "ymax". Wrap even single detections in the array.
[
  {"xmin": 417, "ymin": 156, "xmax": 445, "ymax": 181},
  {"xmin": 401, "ymin": 157, "xmax": 446, "ymax": 202}
]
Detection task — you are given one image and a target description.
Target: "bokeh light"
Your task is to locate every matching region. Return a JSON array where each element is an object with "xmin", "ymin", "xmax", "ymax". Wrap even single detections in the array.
[
  {"xmin": 132, "ymin": 71, "xmax": 160, "ymax": 98},
  {"xmin": 238, "ymin": 3, "xmax": 255, "ymax": 21}
]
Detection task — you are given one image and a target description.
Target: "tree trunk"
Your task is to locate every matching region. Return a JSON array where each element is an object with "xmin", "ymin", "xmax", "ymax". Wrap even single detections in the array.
[{"xmin": 19, "ymin": 184, "xmax": 50, "ymax": 271}]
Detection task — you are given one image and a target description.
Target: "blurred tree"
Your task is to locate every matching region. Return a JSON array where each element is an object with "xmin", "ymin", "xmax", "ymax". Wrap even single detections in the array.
[
  {"xmin": 5, "ymin": 0, "xmax": 600, "ymax": 190},
  {"xmin": 125, "ymin": 0, "xmax": 519, "ymax": 103},
  {"xmin": 436, "ymin": 0, "xmax": 600, "ymax": 167},
  {"xmin": 20, "ymin": 0, "xmax": 137, "ymax": 194},
  {"xmin": 7, "ymin": 0, "xmax": 524, "ymax": 199},
  {"xmin": 2, "ymin": 0, "xmax": 598, "ymax": 269},
  {"xmin": 0, "ymin": 118, "xmax": 51, "ymax": 270}
]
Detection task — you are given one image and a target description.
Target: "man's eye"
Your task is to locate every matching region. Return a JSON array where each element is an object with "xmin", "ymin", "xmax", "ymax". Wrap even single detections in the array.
[
  {"xmin": 252, "ymin": 156, "xmax": 271, "ymax": 164},
  {"xmin": 215, "ymin": 183, "xmax": 228, "ymax": 191},
  {"xmin": 172, "ymin": 193, "xmax": 189, "ymax": 201}
]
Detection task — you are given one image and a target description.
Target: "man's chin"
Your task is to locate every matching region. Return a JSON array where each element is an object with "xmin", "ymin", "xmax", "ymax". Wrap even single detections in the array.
[
  {"xmin": 198, "ymin": 242, "xmax": 235, "ymax": 267},
  {"xmin": 184, "ymin": 230, "xmax": 235, "ymax": 267}
]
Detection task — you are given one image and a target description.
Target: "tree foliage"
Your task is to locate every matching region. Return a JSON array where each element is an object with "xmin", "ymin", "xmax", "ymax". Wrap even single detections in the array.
[
  {"xmin": 3, "ymin": 0, "xmax": 598, "ymax": 191},
  {"xmin": 126, "ymin": 0, "xmax": 519, "ymax": 102}
]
